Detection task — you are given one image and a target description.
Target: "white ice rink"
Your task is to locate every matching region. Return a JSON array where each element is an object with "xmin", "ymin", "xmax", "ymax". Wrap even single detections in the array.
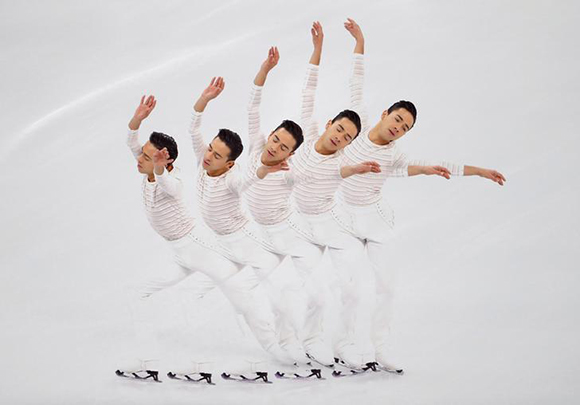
[{"xmin": 1, "ymin": 0, "xmax": 579, "ymax": 403}]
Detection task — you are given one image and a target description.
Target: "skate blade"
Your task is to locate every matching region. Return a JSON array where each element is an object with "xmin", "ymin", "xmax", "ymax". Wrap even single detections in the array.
[
  {"xmin": 115, "ymin": 369, "xmax": 162, "ymax": 383},
  {"xmin": 275, "ymin": 368, "xmax": 324, "ymax": 380},
  {"xmin": 221, "ymin": 371, "xmax": 272, "ymax": 384},
  {"xmin": 305, "ymin": 353, "xmax": 335, "ymax": 369},
  {"xmin": 167, "ymin": 371, "xmax": 215, "ymax": 385}
]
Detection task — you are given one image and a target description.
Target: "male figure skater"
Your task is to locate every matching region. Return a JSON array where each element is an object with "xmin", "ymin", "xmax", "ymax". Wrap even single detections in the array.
[
  {"xmin": 189, "ymin": 77, "xmax": 311, "ymax": 364},
  {"xmin": 117, "ymin": 95, "xmax": 290, "ymax": 381},
  {"xmin": 335, "ymin": 18, "xmax": 506, "ymax": 371},
  {"xmin": 244, "ymin": 40, "xmax": 331, "ymax": 366},
  {"xmin": 287, "ymin": 21, "xmax": 385, "ymax": 367}
]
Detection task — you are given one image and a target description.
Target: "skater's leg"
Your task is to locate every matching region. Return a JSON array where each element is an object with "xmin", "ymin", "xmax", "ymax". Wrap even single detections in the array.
[
  {"xmin": 175, "ymin": 234, "xmax": 289, "ymax": 362},
  {"xmin": 366, "ymin": 236, "xmax": 398, "ymax": 356},
  {"xmin": 125, "ymin": 262, "xmax": 195, "ymax": 362}
]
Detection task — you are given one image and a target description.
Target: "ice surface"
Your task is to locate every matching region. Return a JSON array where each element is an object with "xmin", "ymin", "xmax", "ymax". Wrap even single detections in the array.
[{"xmin": 1, "ymin": 0, "xmax": 579, "ymax": 403}]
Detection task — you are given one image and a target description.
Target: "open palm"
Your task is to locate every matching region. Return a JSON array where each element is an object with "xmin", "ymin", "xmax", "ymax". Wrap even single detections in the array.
[{"xmin": 201, "ymin": 77, "xmax": 225, "ymax": 101}]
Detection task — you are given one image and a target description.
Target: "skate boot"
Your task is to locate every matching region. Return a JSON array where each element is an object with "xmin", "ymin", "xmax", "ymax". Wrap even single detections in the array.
[
  {"xmin": 304, "ymin": 339, "xmax": 335, "ymax": 368},
  {"xmin": 115, "ymin": 358, "xmax": 161, "ymax": 382},
  {"xmin": 375, "ymin": 351, "xmax": 404, "ymax": 374}
]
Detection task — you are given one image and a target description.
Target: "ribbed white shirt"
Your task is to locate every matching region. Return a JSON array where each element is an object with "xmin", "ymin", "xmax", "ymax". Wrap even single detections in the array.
[
  {"xmin": 292, "ymin": 63, "xmax": 345, "ymax": 215},
  {"xmin": 127, "ymin": 129, "xmax": 195, "ymax": 241},
  {"xmin": 189, "ymin": 111, "xmax": 257, "ymax": 235},
  {"xmin": 340, "ymin": 54, "xmax": 464, "ymax": 206},
  {"xmin": 244, "ymin": 84, "xmax": 295, "ymax": 225}
]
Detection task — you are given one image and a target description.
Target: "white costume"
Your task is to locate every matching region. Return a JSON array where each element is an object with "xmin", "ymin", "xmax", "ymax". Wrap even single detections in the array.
[
  {"xmin": 244, "ymin": 83, "xmax": 328, "ymax": 357},
  {"xmin": 124, "ymin": 128, "xmax": 284, "ymax": 364},
  {"xmin": 337, "ymin": 53, "xmax": 464, "ymax": 365},
  {"xmin": 290, "ymin": 63, "xmax": 370, "ymax": 359}
]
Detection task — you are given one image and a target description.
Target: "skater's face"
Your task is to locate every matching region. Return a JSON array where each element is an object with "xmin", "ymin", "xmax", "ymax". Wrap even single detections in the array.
[
  {"xmin": 378, "ymin": 108, "xmax": 414, "ymax": 142},
  {"xmin": 137, "ymin": 141, "xmax": 158, "ymax": 175},
  {"xmin": 203, "ymin": 136, "xmax": 235, "ymax": 173},
  {"xmin": 321, "ymin": 117, "xmax": 358, "ymax": 153},
  {"xmin": 261, "ymin": 127, "xmax": 297, "ymax": 165}
]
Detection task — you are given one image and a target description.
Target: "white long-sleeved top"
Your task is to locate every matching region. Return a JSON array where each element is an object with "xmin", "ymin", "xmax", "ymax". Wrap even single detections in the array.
[
  {"xmin": 189, "ymin": 111, "xmax": 257, "ymax": 235},
  {"xmin": 292, "ymin": 64, "xmax": 345, "ymax": 215},
  {"xmin": 127, "ymin": 129, "xmax": 195, "ymax": 241},
  {"xmin": 340, "ymin": 54, "xmax": 464, "ymax": 206},
  {"xmin": 244, "ymin": 84, "xmax": 296, "ymax": 225}
]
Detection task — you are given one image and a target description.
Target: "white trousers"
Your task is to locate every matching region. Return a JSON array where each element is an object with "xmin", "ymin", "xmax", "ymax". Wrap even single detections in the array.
[
  {"xmin": 332, "ymin": 200, "xmax": 398, "ymax": 355},
  {"xmin": 260, "ymin": 211, "xmax": 325, "ymax": 346},
  {"xmin": 128, "ymin": 228, "xmax": 279, "ymax": 358},
  {"xmin": 300, "ymin": 208, "xmax": 368, "ymax": 351}
]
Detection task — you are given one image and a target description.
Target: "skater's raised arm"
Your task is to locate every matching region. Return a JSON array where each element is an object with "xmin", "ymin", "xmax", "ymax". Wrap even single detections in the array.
[
  {"xmin": 344, "ymin": 18, "xmax": 369, "ymax": 132},
  {"xmin": 301, "ymin": 21, "xmax": 323, "ymax": 140},
  {"xmin": 249, "ymin": 47, "xmax": 280, "ymax": 153},
  {"xmin": 190, "ymin": 77, "xmax": 226, "ymax": 163},
  {"xmin": 152, "ymin": 147, "xmax": 183, "ymax": 197},
  {"xmin": 127, "ymin": 95, "xmax": 157, "ymax": 158}
]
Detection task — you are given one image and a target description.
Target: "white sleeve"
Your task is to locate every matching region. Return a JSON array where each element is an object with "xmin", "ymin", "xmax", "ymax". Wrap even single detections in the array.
[
  {"xmin": 155, "ymin": 169, "xmax": 183, "ymax": 198},
  {"xmin": 301, "ymin": 64, "xmax": 320, "ymax": 142},
  {"xmin": 188, "ymin": 111, "xmax": 206, "ymax": 164},
  {"xmin": 127, "ymin": 128, "xmax": 142, "ymax": 160},
  {"xmin": 248, "ymin": 84, "xmax": 267, "ymax": 153},
  {"xmin": 225, "ymin": 166, "xmax": 260, "ymax": 196},
  {"xmin": 349, "ymin": 53, "xmax": 369, "ymax": 132}
]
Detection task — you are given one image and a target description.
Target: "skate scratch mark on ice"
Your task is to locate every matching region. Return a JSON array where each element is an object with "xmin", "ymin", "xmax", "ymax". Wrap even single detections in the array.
[{"xmin": 9, "ymin": 0, "xmax": 248, "ymax": 153}]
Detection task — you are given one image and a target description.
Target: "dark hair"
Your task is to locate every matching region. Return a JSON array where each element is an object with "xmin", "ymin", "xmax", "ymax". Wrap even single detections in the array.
[
  {"xmin": 273, "ymin": 120, "xmax": 304, "ymax": 151},
  {"xmin": 388, "ymin": 100, "xmax": 417, "ymax": 128},
  {"xmin": 149, "ymin": 131, "xmax": 178, "ymax": 162},
  {"xmin": 331, "ymin": 109, "xmax": 362, "ymax": 137},
  {"xmin": 216, "ymin": 128, "xmax": 243, "ymax": 161}
]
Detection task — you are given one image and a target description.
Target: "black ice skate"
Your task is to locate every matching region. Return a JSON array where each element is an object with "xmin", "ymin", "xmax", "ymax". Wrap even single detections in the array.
[{"xmin": 115, "ymin": 369, "xmax": 161, "ymax": 383}]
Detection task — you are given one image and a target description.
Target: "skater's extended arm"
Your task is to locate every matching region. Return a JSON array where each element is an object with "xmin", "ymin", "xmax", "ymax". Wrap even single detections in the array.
[
  {"xmin": 127, "ymin": 95, "xmax": 156, "ymax": 159},
  {"xmin": 153, "ymin": 147, "xmax": 183, "ymax": 197},
  {"xmin": 301, "ymin": 21, "xmax": 323, "ymax": 140},
  {"xmin": 190, "ymin": 77, "xmax": 226, "ymax": 163},
  {"xmin": 249, "ymin": 47, "xmax": 280, "ymax": 153},
  {"xmin": 405, "ymin": 163, "xmax": 505, "ymax": 185},
  {"xmin": 345, "ymin": 18, "xmax": 369, "ymax": 132},
  {"xmin": 463, "ymin": 165, "xmax": 506, "ymax": 185},
  {"xmin": 340, "ymin": 161, "xmax": 381, "ymax": 179}
]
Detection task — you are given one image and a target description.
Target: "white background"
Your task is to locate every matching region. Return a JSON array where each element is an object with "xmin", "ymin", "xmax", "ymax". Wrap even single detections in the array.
[{"xmin": 1, "ymin": 0, "xmax": 579, "ymax": 403}]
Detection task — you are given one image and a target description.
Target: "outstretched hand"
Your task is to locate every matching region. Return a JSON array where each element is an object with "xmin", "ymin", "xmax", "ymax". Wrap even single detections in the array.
[
  {"xmin": 201, "ymin": 77, "xmax": 225, "ymax": 102},
  {"xmin": 153, "ymin": 147, "xmax": 174, "ymax": 169},
  {"xmin": 344, "ymin": 18, "xmax": 364, "ymax": 42},
  {"xmin": 424, "ymin": 165, "xmax": 451, "ymax": 179},
  {"xmin": 133, "ymin": 95, "xmax": 156, "ymax": 121},
  {"xmin": 479, "ymin": 169, "xmax": 506, "ymax": 186},
  {"xmin": 311, "ymin": 21, "xmax": 324, "ymax": 49},
  {"xmin": 261, "ymin": 46, "xmax": 280, "ymax": 72}
]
